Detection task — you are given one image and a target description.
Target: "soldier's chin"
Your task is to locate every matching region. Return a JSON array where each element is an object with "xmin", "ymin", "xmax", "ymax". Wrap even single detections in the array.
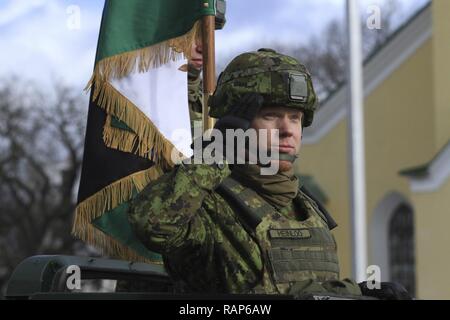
[{"xmin": 271, "ymin": 160, "xmax": 292, "ymax": 173}]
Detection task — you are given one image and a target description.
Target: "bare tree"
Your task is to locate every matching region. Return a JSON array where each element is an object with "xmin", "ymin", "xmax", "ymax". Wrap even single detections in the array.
[
  {"xmin": 273, "ymin": 0, "xmax": 400, "ymax": 100},
  {"xmin": 0, "ymin": 78, "xmax": 89, "ymax": 296},
  {"xmin": 362, "ymin": 0, "xmax": 401, "ymax": 57}
]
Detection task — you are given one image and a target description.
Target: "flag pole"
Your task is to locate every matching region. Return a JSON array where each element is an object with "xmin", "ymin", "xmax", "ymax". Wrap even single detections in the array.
[
  {"xmin": 201, "ymin": 12, "xmax": 216, "ymax": 132},
  {"xmin": 346, "ymin": 0, "xmax": 368, "ymax": 282}
]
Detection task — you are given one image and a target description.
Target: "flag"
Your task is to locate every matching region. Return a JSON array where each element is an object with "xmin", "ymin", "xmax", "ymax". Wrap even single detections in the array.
[{"xmin": 73, "ymin": 0, "xmax": 216, "ymax": 263}]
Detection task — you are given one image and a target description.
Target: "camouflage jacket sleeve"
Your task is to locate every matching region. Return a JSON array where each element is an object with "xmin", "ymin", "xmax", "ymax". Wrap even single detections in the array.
[
  {"xmin": 188, "ymin": 75, "xmax": 203, "ymax": 115},
  {"xmin": 128, "ymin": 163, "xmax": 231, "ymax": 254},
  {"xmin": 188, "ymin": 65, "xmax": 203, "ymax": 116},
  {"xmin": 128, "ymin": 163, "xmax": 264, "ymax": 293},
  {"xmin": 188, "ymin": 71, "xmax": 203, "ymax": 138}
]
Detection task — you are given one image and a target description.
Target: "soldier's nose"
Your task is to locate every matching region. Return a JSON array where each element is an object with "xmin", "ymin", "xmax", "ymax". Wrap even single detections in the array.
[
  {"xmin": 196, "ymin": 42, "xmax": 203, "ymax": 54},
  {"xmin": 278, "ymin": 117, "xmax": 293, "ymax": 137}
]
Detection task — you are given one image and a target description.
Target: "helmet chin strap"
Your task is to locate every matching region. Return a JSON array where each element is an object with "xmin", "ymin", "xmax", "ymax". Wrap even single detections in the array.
[
  {"xmin": 256, "ymin": 152, "xmax": 298, "ymax": 168},
  {"xmin": 278, "ymin": 153, "xmax": 298, "ymax": 163}
]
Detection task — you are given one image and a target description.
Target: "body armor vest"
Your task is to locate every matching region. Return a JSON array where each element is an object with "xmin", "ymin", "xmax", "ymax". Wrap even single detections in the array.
[{"xmin": 218, "ymin": 176, "xmax": 340, "ymax": 294}]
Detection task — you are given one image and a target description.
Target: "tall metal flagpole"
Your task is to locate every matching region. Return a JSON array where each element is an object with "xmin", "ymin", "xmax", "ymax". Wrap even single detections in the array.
[
  {"xmin": 202, "ymin": 8, "xmax": 216, "ymax": 132},
  {"xmin": 346, "ymin": 0, "xmax": 368, "ymax": 282}
]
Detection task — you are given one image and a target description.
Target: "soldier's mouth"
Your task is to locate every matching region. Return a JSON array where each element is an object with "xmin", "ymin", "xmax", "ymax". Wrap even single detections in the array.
[
  {"xmin": 191, "ymin": 59, "xmax": 203, "ymax": 68},
  {"xmin": 276, "ymin": 145, "xmax": 295, "ymax": 153}
]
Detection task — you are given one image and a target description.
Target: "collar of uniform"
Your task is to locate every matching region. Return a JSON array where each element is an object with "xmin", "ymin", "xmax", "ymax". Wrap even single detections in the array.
[{"xmin": 231, "ymin": 164, "xmax": 299, "ymax": 210}]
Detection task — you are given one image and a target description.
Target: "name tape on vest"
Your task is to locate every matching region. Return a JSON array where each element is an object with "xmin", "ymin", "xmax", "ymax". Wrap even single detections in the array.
[{"xmin": 269, "ymin": 229, "xmax": 312, "ymax": 240}]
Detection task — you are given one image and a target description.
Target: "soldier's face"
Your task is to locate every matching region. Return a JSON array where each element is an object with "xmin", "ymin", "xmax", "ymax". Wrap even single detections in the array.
[
  {"xmin": 189, "ymin": 40, "xmax": 203, "ymax": 70},
  {"xmin": 251, "ymin": 106, "xmax": 303, "ymax": 173}
]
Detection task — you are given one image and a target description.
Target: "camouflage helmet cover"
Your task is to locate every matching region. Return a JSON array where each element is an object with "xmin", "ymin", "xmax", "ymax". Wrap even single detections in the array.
[
  {"xmin": 215, "ymin": 0, "xmax": 226, "ymax": 30},
  {"xmin": 209, "ymin": 48, "xmax": 318, "ymax": 127}
]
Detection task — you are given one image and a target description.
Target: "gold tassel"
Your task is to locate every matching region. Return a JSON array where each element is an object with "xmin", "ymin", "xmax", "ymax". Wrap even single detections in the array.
[
  {"xmin": 103, "ymin": 115, "xmax": 152, "ymax": 160},
  {"xmin": 72, "ymin": 167, "xmax": 164, "ymax": 263},
  {"xmin": 82, "ymin": 22, "xmax": 199, "ymax": 168},
  {"xmin": 85, "ymin": 20, "xmax": 201, "ymax": 90},
  {"xmin": 75, "ymin": 21, "xmax": 201, "ymax": 262},
  {"xmin": 93, "ymin": 81, "xmax": 186, "ymax": 170}
]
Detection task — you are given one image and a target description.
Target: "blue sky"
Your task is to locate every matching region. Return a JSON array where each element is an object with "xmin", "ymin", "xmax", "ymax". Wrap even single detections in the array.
[{"xmin": 0, "ymin": 0, "xmax": 429, "ymax": 92}]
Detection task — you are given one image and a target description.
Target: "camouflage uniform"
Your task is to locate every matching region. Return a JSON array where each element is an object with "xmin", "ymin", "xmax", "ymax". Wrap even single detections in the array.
[
  {"xmin": 128, "ymin": 49, "xmax": 361, "ymax": 296},
  {"xmin": 187, "ymin": 65, "xmax": 203, "ymax": 139}
]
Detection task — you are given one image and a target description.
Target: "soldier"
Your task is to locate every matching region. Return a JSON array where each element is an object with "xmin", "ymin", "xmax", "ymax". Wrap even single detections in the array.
[
  {"xmin": 187, "ymin": 40, "xmax": 203, "ymax": 139},
  {"xmin": 127, "ymin": 49, "xmax": 410, "ymax": 299},
  {"xmin": 188, "ymin": 8, "xmax": 226, "ymax": 139}
]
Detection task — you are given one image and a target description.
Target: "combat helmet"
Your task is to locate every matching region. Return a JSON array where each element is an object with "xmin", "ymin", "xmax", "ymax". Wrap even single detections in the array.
[
  {"xmin": 209, "ymin": 48, "xmax": 318, "ymax": 127},
  {"xmin": 215, "ymin": 0, "xmax": 226, "ymax": 30}
]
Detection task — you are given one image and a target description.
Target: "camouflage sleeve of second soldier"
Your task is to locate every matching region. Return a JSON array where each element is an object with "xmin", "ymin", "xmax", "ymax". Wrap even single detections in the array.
[
  {"xmin": 127, "ymin": 162, "xmax": 231, "ymax": 254},
  {"xmin": 188, "ymin": 70, "xmax": 203, "ymax": 137}
]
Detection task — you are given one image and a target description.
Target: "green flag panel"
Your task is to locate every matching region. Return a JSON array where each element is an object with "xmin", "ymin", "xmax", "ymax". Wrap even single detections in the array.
[{"xmin": 96, "ymin": 0, "xmax": 216, "ymax": 62}]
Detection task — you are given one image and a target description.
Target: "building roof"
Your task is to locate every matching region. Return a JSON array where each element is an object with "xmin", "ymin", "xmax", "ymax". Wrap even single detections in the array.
[
  {"xmin": 303, "ymin": 2, "xmax": 432, "ymax": 145},
  {"xmin": 400, "ymin": 140, "xmax": 450, "ymax": 192}
]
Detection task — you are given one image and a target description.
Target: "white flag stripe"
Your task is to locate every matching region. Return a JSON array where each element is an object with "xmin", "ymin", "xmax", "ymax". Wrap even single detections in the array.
[{"xmin": 111, "ymin": 59, "xmax": 193, "ymax": 157}]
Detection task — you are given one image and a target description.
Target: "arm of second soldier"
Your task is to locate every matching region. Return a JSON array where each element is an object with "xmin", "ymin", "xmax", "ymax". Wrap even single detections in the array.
[{"xmin": 127, "ymin": 162, "xmax": 231, "ymax": 254}]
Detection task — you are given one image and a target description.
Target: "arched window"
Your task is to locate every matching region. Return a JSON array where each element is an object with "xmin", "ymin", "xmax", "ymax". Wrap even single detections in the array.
[{"xmin": 388, "ymin": 204, "xmax": 416, "ymax": 296}]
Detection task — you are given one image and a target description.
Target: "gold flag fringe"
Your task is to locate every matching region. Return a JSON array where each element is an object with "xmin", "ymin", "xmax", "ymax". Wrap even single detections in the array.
[
  {"xmin": 85, "ymin": 20, "xmax": 201, "ymax": 89},
  {"xmin": 72, "ymin": 167, "xmax": 164, "ymax": 264},
  {"xmin": 82, "ymin": 21, "xmax": 201, "ymax": 169},
  {"xmin": 74, "ymin": 21, "xmax": 201, "ymax": 263},
  {"xmin": 103, "ymin": 116, "xmax": 143, "ymax": 156},
  {"xmin": 95, "ymin": 81, "xmax": 186, "ymax": 170},
  {"xmin": 102, "ymin": 114, "xmax": 175, "ymax": 167}
]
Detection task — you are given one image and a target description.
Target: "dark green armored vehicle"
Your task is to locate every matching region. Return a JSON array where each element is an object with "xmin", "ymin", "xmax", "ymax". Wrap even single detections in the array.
[
  {"xmin": 5, "ymin": 255, "xmax": 297, "ymax": 300},
  {"xmin": 5, "ymin": 255, "xmax": 174, "ymax": 300}
]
